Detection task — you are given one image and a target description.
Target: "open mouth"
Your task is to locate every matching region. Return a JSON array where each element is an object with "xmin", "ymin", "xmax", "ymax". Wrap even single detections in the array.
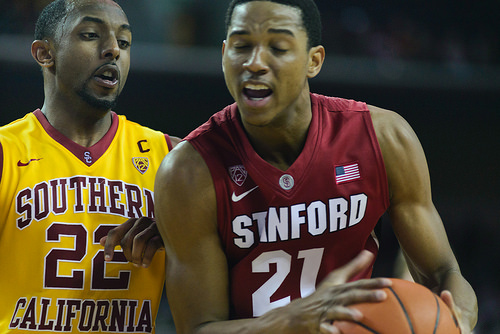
[
  {"xmin": 243, "ymin": 84, "xmax": 272, "ymax": 100},
  {"xmin": 94, "ymin": 66, "xmax": 119, "ymax": 88}
]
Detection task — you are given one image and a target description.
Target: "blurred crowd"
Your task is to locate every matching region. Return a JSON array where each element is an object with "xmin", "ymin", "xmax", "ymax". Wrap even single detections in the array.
[{"xmin": 1, "ymin": 0, "xmax": 498, "ymax": 66}]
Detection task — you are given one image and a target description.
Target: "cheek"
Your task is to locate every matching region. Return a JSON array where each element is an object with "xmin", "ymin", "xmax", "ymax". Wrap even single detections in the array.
[
  {"xmin": 222, "ymin": 61, "xmax": 240, "ymax": 88},
  {"xmin": 222, "ymin": 57, "xmax": 237, "ymax": 76},
  {"xmin": 57, "ymin": 52, "xmax": 88, "ymax": 77},
  {"xmin": 120, "ymin": 63, "xmax": 130, "ymax": 80},
  {"xmin": 56, "ymin": 59, "xmax": 85, "ymax": 85},
  {"xmin": 280, "ymin": 66, "xmax": 308, "ymax": 90}
]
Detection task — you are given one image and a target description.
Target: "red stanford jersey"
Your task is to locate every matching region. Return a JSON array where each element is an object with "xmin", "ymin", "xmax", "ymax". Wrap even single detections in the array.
[{"xmin": 186, "ymin": 93, "xmax": 389, "ymax": 319}]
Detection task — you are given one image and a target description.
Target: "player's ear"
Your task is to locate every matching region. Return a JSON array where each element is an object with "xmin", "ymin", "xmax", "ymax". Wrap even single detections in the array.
[
  {"xmin": 307, "ymin": 45, "xmax": 325, "ymax": 79},
  {"xmin": 31, "ymin": 39, "xmax": 55, "ymax": 68},
  {"xmin": 221, "ymin": 40, "xmax": 227, "ymax": 74}
]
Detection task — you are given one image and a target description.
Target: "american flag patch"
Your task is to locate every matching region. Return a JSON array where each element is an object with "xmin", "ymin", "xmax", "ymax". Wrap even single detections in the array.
[{"xmin": 335, "ymin": 163, "xmax": 361, "ymax": 184}]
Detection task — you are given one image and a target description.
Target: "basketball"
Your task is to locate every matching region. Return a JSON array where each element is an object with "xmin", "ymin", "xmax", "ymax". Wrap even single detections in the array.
[{"xmin": 334, "ymin": 278, "xmax": 460, "ymax": 334}]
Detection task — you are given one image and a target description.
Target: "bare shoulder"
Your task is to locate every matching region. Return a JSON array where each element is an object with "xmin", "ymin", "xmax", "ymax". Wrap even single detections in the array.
[
  {"xmin": 368, "ymin": 105, "xmax": 414, "ymax": 139},
  {"xmin": 367, "ymin": 104, "xmax": 422, "ymax": 156},
  {"xmin": 156, "ymin": 140, "xmax": 212, "ymax": 191},
  {"xmin": 154, "ymin": 139, "xmax": 218, "ymax": 250},
  {"xmin": 155, "ymin": 140, "xmax": 216, "ymax": 221},
  {"xmin": 367, "ymin": 104, "xmax": 430, "ymax": 202}
]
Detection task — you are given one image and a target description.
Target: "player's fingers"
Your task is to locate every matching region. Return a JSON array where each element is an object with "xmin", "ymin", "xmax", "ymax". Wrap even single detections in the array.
[
  {"xmin": 103, "ymin": 219, "xmax": 135, "ymax": 261},
  {"xmin": 319, "ymin": 321, "xmax": 342, "ymax": 334},
  {"xmin": 119, "ymin": 218, "xmax": 147, "ymax": 262},
  {"xmin": 140, "ymin": 235, "xmax": 165, "ymax": 268},
  {"xmin": 129, "ymin": 219, "xmax": 164, "ymax": 265},
  {"xmin": 440, "ymin": 290, "xmax": 465, "ymax": 333},
  {"xmin": 440, "ymin": 290, "xmax": 454, "ymax": 310},
  {"xmin": 99, "ymin": 235, "xmax": 108, "ymax": 246},
  {"xmin": 321, "ymin": 306, "xmax": 363, "ymax": 323},
  {"xmin": 319, "ymin": 289, "xmax": 385, "ymax": 325},
  {"xmin": 320, "ymin": 252, "xmax": 392, "ymax": 293},
  {"xmin": 324, "ymin": 250, "xmax": 375, "ymax": 285}
]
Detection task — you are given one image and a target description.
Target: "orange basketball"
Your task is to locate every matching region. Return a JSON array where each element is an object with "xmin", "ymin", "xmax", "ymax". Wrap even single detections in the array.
[{"xmin": 334, "ymin": 278, "xmax": 460, "ymax": 334}]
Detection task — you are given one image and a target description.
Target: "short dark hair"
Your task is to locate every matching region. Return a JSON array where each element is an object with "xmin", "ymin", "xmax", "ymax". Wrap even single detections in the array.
[
  {"xmin": 225, "ymin": 0, "xmax": 322, "ymax": 49},
  {"xmin": 34, "ymin": 0, "xmax": 68, "ymax": 41},
  {"xmin": 34, "ymin": 0, "xmax": 121, "ymax": 41}
]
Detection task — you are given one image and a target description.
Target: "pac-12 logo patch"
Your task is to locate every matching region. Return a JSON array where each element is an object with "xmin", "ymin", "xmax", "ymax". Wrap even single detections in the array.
[
  {"xmin": 229, "ymin": 165, "xmax": 247, "ymax": 186},
  {"xmin": 133, "ymin": 157, "xmax": 149, "ymax": 174}
]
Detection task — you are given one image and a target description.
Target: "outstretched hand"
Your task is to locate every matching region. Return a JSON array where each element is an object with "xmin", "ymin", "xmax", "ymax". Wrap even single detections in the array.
[
  {"xmin": 99, "ymin": 217, "xmax": 164, "ymax": 267},
  {"xmin": 272, "ymin": 250, "xmax": 392, "ymax": 334},
  {"xmin": 316, "ymin": 251, "xmax": 392, "ymax": 333}
]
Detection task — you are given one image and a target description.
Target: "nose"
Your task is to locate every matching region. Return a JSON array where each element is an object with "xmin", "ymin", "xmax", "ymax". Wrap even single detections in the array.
[
  {"xmin": 101, "ymin": 35, "xmax": 120, "ymax": 61},
  {"xmin": 243, "ymin": 46, "xmax": 269, "ymax": 74}
]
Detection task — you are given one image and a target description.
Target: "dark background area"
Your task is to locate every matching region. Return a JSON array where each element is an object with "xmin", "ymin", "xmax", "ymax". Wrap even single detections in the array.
[{"xmin": 1, "ymin": 0, "xmax": 499, "ymax": 332}]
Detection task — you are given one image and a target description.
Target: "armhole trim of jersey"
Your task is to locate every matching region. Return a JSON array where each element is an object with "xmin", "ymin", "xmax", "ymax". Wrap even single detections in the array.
[
  {"xmin": 0, "ymin": 141, "xmax": 3, "ymax": 183},
  {"xmin": 164, "ymin": 134, "xmax": 173, "ymax": 151}
]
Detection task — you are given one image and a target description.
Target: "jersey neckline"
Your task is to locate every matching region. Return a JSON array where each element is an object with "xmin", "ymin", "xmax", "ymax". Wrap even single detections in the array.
[{"xmin": 33, "ymin": 109, "xmax": 119, "ymax": 167}]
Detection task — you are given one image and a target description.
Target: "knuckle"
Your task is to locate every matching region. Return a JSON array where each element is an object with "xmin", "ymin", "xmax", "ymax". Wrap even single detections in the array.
[
  {"xmin": 120, "ymin": 234, "xmax": 131, "ymax": 247},
  {"xmin": 106, "ymin": 228, "xmax": 118, "ymax": 239}
]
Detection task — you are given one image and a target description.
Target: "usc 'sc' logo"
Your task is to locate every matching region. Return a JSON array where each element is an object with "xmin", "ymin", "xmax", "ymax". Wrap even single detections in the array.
[{"xmin": 84, "ymin": 151, "xmax": 92, "ymax": 164}]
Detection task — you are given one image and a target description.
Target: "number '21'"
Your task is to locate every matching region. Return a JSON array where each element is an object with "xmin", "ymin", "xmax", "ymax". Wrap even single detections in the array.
[{"xmin": 252, "ymin": 248, "xmax": 324, "ymax": 317}]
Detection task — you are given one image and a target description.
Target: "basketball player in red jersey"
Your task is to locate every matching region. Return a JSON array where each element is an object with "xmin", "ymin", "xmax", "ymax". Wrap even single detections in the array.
[
  {"xmin": 153, "ymin": 0, "xmax": 477, "ymax": 333},
  {"xmin": 0, "ymin": 0, "xmax": 179, "ymax": 332}
]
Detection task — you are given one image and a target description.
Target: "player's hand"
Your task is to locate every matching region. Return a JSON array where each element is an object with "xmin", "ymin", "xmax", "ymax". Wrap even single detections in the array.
[
  {"xmin": 440, "ymin": 290, "xmax": 471, "ymax": 334},
  {"xmin": 99, "ymin": 217, "xmax": 164, "ymax": 268},
  {"xmin": 275, "ymin": 251, "xmax": 392, "ymax": 334}
]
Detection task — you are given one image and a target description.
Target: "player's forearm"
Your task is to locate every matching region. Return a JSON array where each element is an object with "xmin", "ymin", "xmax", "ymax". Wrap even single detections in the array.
[
  {"xmin": 191, "ymin": 306, "xmax": 296, "ymax": 334},
  {"xmin": 195, "ymin": 318, "xmax": 279, "ymax": 334}
]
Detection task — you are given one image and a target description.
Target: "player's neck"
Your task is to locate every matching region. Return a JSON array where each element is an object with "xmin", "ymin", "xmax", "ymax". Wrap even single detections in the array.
[
  {"xmin": 244, "ymin": 115, "xmax": 311, "ymax": 171},
  {"xmin": 40, "ymin": 102, "xmax": 113, "ymax": 148}
]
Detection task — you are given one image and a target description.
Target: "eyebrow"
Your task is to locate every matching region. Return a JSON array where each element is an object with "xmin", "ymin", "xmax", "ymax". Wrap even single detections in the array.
[
  {"xmin": 229, "ymin": 28, "xmax": 295, "ymax": 38},
  {"xmin": 81, "ymin": 16, "xmax": 132, "ymax": 32},
  {"xmin": 268, "ymin": 28, "xmax": 295, "ymax": 37}
]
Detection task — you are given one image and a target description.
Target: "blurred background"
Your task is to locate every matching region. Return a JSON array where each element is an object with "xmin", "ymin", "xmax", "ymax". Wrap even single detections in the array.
[{"xmin": 1, "ymin": 0, "xmax": 498, "ymax": 333}]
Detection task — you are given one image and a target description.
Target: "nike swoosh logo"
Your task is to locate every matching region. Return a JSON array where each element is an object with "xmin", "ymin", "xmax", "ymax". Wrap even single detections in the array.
[
  {"xmin": 231, "ymin": 186, "xmax": 259, "ymax": 202},
  {"xmin": 17, "ymin": 158, "xmax": 43, "ymax": 167}
]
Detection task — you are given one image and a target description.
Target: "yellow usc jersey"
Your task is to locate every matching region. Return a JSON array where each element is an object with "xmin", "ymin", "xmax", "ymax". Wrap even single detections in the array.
[{"xmin": 0, "ymin": 110, "xmax": 171, "ymax": 333}]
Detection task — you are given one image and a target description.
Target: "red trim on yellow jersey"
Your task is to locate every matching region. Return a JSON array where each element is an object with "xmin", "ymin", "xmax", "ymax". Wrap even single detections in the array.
[
  {"xmin": 33, "ymin": 109, "xmax": 120, "ymax": 166},
  {"xmin": 0, "ymin": 141, "xmax": 3, "ymax": 183}
]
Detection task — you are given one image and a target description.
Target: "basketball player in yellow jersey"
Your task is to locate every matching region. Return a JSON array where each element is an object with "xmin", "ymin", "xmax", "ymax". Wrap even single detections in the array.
[{"xmin": 0, "ymin": 0, "xmax": 180, "ymax": 332}]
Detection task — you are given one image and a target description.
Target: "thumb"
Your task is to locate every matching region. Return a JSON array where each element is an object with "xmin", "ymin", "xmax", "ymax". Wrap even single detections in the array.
[
  {"xmin": 440, "ymin": 290, "xmax": 464, "ymax": 333},
  {"xmin": 324, "ymin": 250, "xmax": 375, "ymax": 285}
]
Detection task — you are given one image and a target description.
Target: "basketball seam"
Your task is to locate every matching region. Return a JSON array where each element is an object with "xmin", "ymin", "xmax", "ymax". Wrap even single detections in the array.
[
  {"xmin": 388, "ymin": 286, "xmax": 415, "ymax": 334},
  {"xmin": 433, "ymin": 295, "xmax": 441, "ymax": 334},
  {"xmin": 352, "ymin": 321, "xmax": 380, "ymax": 334}
]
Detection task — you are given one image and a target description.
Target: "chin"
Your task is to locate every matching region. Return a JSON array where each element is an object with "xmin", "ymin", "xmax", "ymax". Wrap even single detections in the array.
[{"xmin": 78, "ymin": 90, "xmax": 118, "ymax": 110}]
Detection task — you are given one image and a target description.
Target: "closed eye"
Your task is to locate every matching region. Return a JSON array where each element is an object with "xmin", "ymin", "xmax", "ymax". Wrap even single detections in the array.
[
  {"xmin": 233, "ymin": 43, "xmax": 251, "ymax": 51},
  {"xmin": 271, "ymin": 47, "xmax": 288, "ymax": 54},
  {"xmin": 81, "ymin": 32, "xmax": 99, "ymax": 40}
]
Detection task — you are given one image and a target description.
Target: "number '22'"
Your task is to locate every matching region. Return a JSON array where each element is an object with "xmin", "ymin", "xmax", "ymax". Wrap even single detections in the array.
[{"xmin": 44, "ymin": 223, "xmax": 130, "ymax": 290}]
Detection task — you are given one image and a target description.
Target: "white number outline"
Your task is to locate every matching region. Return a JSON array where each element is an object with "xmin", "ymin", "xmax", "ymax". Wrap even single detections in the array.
[{"xmin": 251, "ymin": 248, "xmax": 324, "ymax": 317}]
